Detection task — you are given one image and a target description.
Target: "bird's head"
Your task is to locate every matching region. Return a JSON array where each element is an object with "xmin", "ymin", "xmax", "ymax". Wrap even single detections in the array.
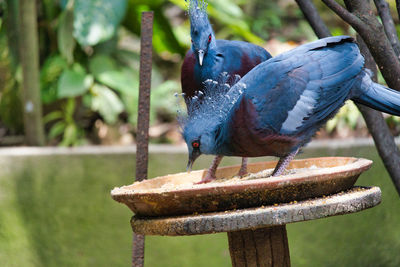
[
  {"xmin": 179, "ymin": 75, "xmax": 246, "ymax": 172},
  {"xmin": 182, "ymin": 117, "xmax": 217, "ymax": 171},
  {"xmin": 187, "ymin": 0, "xmax": 216, "ymax": 66}
]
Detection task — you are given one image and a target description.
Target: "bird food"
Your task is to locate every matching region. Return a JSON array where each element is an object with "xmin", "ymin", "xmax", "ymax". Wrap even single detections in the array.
[{"xmin": 125, "ymin": 165, "xmax": 320, "ymax": 194}]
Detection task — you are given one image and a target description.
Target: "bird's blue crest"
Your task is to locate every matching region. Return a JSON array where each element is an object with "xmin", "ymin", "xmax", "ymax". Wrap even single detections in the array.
[
  {"xmin": 186, "ymin": 0, "xmax": 210, "ymax": 30},
  {"xmin": 180, "ymin": 73, "xmax": 246, "ymax": 141},
  {"xmin": 187, "ymin": 0, "xmax": 208, "ymax": 19}
]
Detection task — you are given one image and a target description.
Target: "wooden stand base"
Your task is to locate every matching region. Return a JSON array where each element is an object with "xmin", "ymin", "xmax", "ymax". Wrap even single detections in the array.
[
  {"xmin": 129, "ymin": 187, "xmax": 381, "ymax": 266},
  {"xmin": 228, "ymin": 226, "xmax": 290, "ymax": 267}
]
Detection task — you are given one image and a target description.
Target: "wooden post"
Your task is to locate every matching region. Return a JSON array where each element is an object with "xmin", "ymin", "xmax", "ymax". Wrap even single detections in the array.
[
  {"xmin": 228, "ymin": 226, "xmax": 290, "ymax": 267},
  {"xmin": 18, "ymin": 0, "xmax": 45, "ymax": 146},
  {"xmin": 129, "ymin": 187, "xmax": 381, "ymax": 265},
  {"xmin": 132, "ymin": 11, "xmax": 154, "ymax": 267}
]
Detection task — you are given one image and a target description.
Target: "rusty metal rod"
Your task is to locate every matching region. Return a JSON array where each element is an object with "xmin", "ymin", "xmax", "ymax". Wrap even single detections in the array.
[{"xmin": 132, "ymin": 11, "xmax": 154, "ymax": 267}]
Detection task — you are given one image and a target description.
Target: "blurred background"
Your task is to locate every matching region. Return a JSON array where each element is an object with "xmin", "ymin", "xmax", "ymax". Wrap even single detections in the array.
[
  {"xmin": 1, "ymin": 0, "xmax": 400, "ymax": 147},
  {"xmin": 1, "ymin": 1, "xmax": 400, "ymax": 267}
]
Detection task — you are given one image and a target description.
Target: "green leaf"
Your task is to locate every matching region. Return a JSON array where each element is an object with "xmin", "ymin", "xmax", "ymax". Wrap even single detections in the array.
[
  {"xmin": 88, "ymin": 54, "xmax": 118, "ymax": 77},
  {"xmin": 210, "ymin": 0, "xmax": 243, "ymax": 18},
  {"xmin": 49, "ymin": 121, "xmax": 66, "ymax": 139},
  {"xmin": 58, "ymin": 66, "xmax": 93, "ymax": 98},
  {"xmin": 60, "ymin": 124, "xmax": 78, "ymax": 146},
  {"xmin": 41, "ymin": 83, "xmax": 59, "ymax": 104},
  {"xmin": 64, "ymin": 97, "xmax": 77, "ymax": 123},
  {"xmin": 40, "ymin": 55, "xmax": 68, "ymax": 85},
  {"xmin": 91, "ymin": 84, "xmax": 124, "ymax": 124},
  {"xmin": 58, "ymin": 7, "xmax": 76, "ymax": 64},
  {"xmin": 43, "ymin": 111, "xmax": 64, "ymax": 124},
  {"xmin": 89, "ymin": 54, "xmax": 138, "ymax": 95},
  {"xmin": 73, "ymin": 0, "xmax": 127, "ymax": 46},
  {"xmin": 152, "ymin": 8, "xmax": 186, "ymax": 55},
  {"xmin": 40, "ymin": 55, "xmax": 68, "ymax": 104},
  {"xmin": 96, "ymin": 68, "xmax": 138, "ymax": 95}
]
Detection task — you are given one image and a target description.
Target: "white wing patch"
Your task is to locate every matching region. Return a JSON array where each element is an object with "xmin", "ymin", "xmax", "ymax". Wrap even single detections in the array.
[{"xmin": 280, "ymin": 88, "xmax": 318, "ymax": 133}]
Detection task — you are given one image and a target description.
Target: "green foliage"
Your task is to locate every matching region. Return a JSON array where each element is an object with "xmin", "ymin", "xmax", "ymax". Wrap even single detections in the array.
[
  {"xmin": 0, "ymin": 81, "xmax": 23, "ymax": 133},
  {"xmin": 58, "ymin": 3, "xmax": 75, "ymax": 64},
  {"xmin": 1, "ymin": 0, "xmax": 385, "ymax": 145},
  {"xmin": 73, "ymin": 0, "xmax": 127, "ymax": 47},
  {"xmin": 57, "ymin": 65, "xmax": 93, "ymax": 98},
  {"xmin": 44, "ymin": 98, "xmax": 86, "ymax": 146},
  {"xmin": 326, "ymin": 101, "xmax": 362, "ymax": 133},
  {"xmin": 89, "ymin": 84, "xmax": 124, "ymax": 124},
  {"xmin": 40, "ymin": 55, "xmax": 68, "ymax": 104},
  {"xmin": 0, "ymin": 16, "xmax": 23, "ymax": 133},
  {"xmin": 89, "ymin": 55, "xmax": 137, "ymax": 95}
]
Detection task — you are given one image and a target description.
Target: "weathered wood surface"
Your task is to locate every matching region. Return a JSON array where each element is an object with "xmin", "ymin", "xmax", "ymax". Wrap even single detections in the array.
[
  {"xmin": 113, "ymin": 157, "xmax": 372, "ymax": 217},
  {"xmin": 131, "ymin": 187, "xmax": 381, "ymax": 236},
  {"xmin": 228, "ymin": 226, "xmax": 290, "ymax": 267}
]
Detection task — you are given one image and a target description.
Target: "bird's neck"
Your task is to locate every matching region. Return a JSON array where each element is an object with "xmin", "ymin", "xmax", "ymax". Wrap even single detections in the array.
[
  {"xmin": 204, "ymin": 47, "xmax": 219, "ymax": 63},
  {"xmin": 210, "ymin": 123, "xmax": 235, "ymax": 156}
]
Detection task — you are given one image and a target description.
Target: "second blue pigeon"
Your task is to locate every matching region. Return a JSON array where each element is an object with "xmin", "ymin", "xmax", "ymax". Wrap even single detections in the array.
[{"xmin": 182, "ymin": 36, "xmax": 400, "ymax": 183}]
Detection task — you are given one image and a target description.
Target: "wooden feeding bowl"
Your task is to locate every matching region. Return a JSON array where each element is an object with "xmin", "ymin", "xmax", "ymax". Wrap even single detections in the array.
[{"xmin": 111, "ymin": 157, "xmax": 372, "ymax": 217}]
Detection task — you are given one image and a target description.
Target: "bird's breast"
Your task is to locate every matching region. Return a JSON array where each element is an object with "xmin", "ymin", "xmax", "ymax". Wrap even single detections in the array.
[{"xmin": 225, "ymin": 97, "xmax": 301, "ymax": 158}]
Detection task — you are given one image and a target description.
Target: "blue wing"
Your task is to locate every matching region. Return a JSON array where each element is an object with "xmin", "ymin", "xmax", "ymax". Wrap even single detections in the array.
[
  {"xmin": 222, "ymin": 36, "xmax": 364, "ymax": 157},
  {"xmin": 237, "ymin": 36, "xmax": 364, "ymax": 135}
]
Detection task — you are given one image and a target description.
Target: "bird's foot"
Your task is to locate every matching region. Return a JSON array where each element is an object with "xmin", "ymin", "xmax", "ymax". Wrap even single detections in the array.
[
  {"xmin": 195, "ymin": 155, "xmax": 223, "ymax": 184},
  {"xmin": 196, "ymin": 172, "xmax": 216, "ymax": 184},
  {"xmin": 236, "ymin": 157, "xmax": 248, "ymax": 177},
  {"xmin": 272, "ymin": 149, "xmax": 299, "ymax": 177},
  {"xmin": 236, "ymin": 168, "xmax": 248, "ymax": 178}
]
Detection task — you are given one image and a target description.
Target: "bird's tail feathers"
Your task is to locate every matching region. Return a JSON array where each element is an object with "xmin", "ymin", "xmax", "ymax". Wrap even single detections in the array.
[{"xmin": 352, "ymin": 70, "xmax": 400, "ymax": 116}]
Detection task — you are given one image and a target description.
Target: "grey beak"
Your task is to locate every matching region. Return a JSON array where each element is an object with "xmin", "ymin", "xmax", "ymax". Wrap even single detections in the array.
[
  {"xmin": 198, "ymin": 50, "xmax": 204, "ymax": 66},
  {"xmin": 186, "ymin": 160, "xmax": 193, "ymax": 173},
  {"xmin": 186, "ymin": 151, "xmax": 201, "ymax": 173}
]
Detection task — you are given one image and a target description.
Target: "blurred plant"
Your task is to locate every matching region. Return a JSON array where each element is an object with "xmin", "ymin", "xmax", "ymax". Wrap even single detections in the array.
[
  {"xmin": 1, "ymin": 0, "xmax": 265, "ymax": 146},
  {"xmin": 326, "ymin": 101, "xmax": 362, "ymax": 136},
  {"xmin": 44, "ymin": 98, "xmax": 86, "ymax": 146},
  {"xmin": 1, "ymin": 0, "xmax": 395, "ymax": 146},
  {"xmin": 0, "ymin": 1, "xmax": 24, "ymax": 135}
]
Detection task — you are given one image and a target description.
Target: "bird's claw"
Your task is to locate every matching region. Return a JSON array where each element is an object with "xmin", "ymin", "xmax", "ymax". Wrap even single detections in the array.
[
  {"xmin": 236, "ymin": 167, "xmax": 248, "ymax": 178},
  {"xmin": 196, "ymin": 172, "xmax": 216, "ymax": 184}
]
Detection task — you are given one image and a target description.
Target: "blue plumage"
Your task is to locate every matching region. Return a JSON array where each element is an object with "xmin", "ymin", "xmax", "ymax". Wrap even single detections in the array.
[
  {"xmin": 183, "ymin": 36, "xmax": 400, "ymax": 182},
  {"xmin": 181, "ymin": 0, "xmax": 271, "ymax": 100},
  {"xmin": 181, "ymin": 0, "xmax": 271, "ymax": 181}
]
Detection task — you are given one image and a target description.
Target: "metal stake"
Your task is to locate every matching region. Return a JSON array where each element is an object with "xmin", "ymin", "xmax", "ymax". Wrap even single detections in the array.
[{"xmin": 132, "ymin": 11, "xmax": 154, "ymax": 267}]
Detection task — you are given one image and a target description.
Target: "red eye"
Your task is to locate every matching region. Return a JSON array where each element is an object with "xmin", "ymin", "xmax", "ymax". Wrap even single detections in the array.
[
  {"xmin": 192, "ymin": 142, "xmax": 199, "ymax": 148},
  {"xmin": 191, "ymin": 39, "xmax": 193, "ymax": 43},
  {"xmin": 208, "ymin": 35, "xmax": 212, "ymax": 43}
]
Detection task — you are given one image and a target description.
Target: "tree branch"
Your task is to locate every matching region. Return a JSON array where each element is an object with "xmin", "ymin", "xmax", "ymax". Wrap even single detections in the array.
[
  {"xmin": 297, "ymin": 0, "xmax": 400, "ymax": 196},
  {"xmin": 321, "ymin": 0, "xmax": 366, "ymax": 32},
  {"xmin": 295, "ymin": 0, "xmax": 331, "ymax": 38},
  {"xmin": 374, "ymin": 0, "xmax": 400, "ymax": 59},
  {"xmin": 356, "ymin": 35, "xmax": 400, "ymax": 195},
  {"xmin": 323, "ymin": 0, "xmax": 400, "ymax": 91}
]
